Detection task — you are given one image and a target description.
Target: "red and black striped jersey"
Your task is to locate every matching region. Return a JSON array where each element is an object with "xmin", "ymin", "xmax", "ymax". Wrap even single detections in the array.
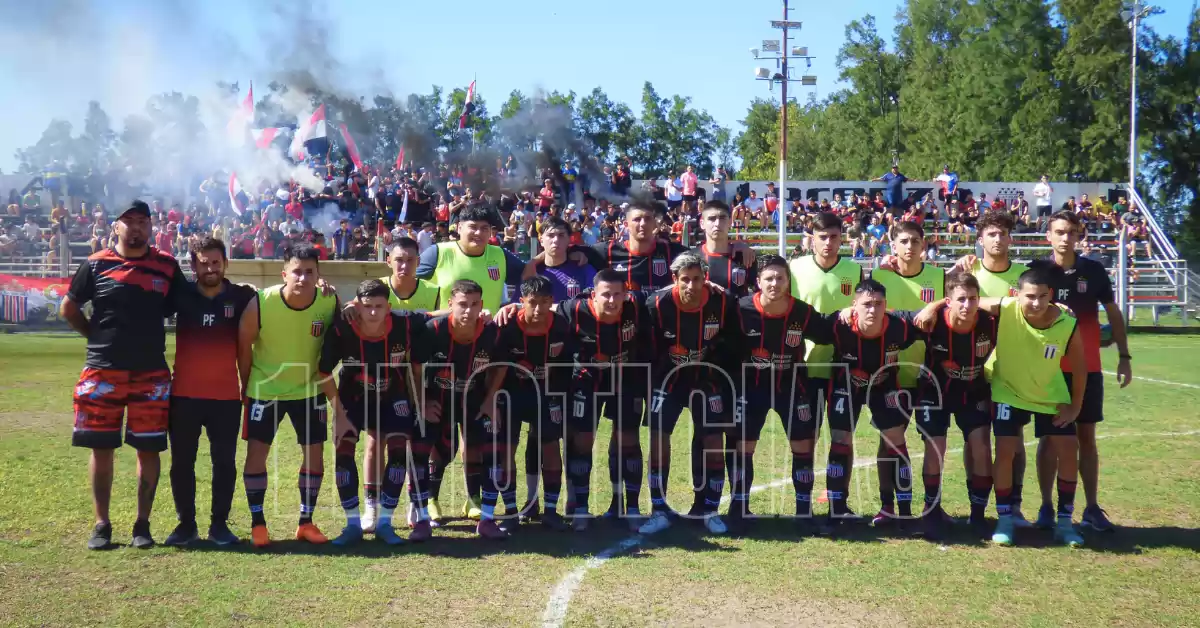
[
  {"xmin": 67, "ymin": 247, "xmax": 188, "ymax": 371},
  {"xmin": 645, "ymin": 285, "xmax": 737, "ymax": 390},
  {"xmin": 422, "ymin": 316, "xmax": 504, "ymax": 397},
  {"xmin": 735, "ymin": 294, "xmax": 834, "ymax": 391},
  {"xmin": 585, "ymin": 238, "xmax": 686, "ymax": 299},
  {"xmin": 693, "ymin": 243, "xmax": 756, "ymax": 299},
  {"xmin": 319, "ymin": 312, "xmax": 429, "ymax": 402},
  {"xmin": 828, "ymin": 313, "xmax": 921, "ymax": 395},
  {"xmin": 496, "ymin": 309, "xmax": 576, "ymax": 393},
  {"xmin": 558, "ymin": 296, "xmax": 649, "ymax": 378},
  {"xmin": 172, "ymin": 280, "xmax": 256, "ymax": 400},
  {"xmin": 917, "ymin": 309, "xmax": 998, "ymax": 406}
]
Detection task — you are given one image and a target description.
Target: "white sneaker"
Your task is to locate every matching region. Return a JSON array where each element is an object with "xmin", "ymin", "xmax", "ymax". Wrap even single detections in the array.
[
  {"xmin": 361, "ymin": 503, "xmax": 377, "ymax": 534},
  {"xmin": 1011, "ymin": 510, "xmax": 1033, "ymax": 529},
  {"xmin": 704, "ymin": 514, "xmax": 728, "ymax": 535},
  {"xmin": 637, "ymin": 511, "xmax": 672, "ymax": 535}
]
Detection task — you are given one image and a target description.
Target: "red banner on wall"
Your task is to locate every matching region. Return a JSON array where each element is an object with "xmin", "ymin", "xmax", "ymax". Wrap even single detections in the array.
[{"xmin": 0, "ymin": 274, "xmax": 71, "ymax": 326}]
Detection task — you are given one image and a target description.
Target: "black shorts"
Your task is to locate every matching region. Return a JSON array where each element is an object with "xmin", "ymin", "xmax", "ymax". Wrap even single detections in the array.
[
  {"xmin": 667, "ymin": 199, "xmax": 683, "ymax": 210},
  {"xmin": 740, "ymin": 384, "xmax": 817, "ymax": 441},
  {"xmin": 683, "ymin": 194, "xmax": 697, "ymax": 203},
  {"xmin": 502, "ymin": 387, "xmax": 566, "ymax": 443},
  {"xmin": 569, "ymin": 376, "xmax": 643, "ymax": 434},
  {"xmin": 169, "ymin": 397, "xmax": 241, "ymax": 448},
  {"xmin": 914, "ymin": 398, "xmax": 990, "ymax": 440},
  {"xmin": 647, "ymin": 381, "xmax": 734, "ymax": 436},
  {"xmin": 1037, "ymin": 205, "xmax": 1052, "ymax": 217},
  {"xmin": 991, "ymin": 401, "xmax": 1076, "ymax": 438},
  {"xmin": 340, "ymin": 393, "xmax": 416, "ymax": 440},
  {"xmin": 242, "ymin": 395, "xmax": 328, "ymax": 446},
  {"xmin": 1067, "ymin": 372, "xmax": 1105, "ymax": 425},
  {"xmin": 826, "ymin": 387, "xmax": 911, "ymax": 434}
]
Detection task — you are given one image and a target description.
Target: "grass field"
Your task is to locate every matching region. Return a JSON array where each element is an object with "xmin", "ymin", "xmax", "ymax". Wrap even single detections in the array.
[{"xmin": 0, "ymin": 333, "xmax": 1198, "ymax": 627}]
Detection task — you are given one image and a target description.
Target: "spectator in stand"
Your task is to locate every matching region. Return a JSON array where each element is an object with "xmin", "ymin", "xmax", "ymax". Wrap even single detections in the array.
[
  {"xmin": 0, "ymin": 227, "xmax": 17, "ymax": 258},
  {"xmin": 866, "ymin": 214, "xmax": 889, "ymax": 256},
  {"xmin": 612, "ymin": 163, "xmax": 632, "ymax": 195},
  {"xmin": 6, "ymin": 203, "xmax": 19, "ymax": 217},
  {"xmin": 1061, "ymin": 196, "xmax": 1077, "ymax": 213},
  {"xmin": 665, "ymin": 171, "xmax": 683, "ymax": 212},
  {"xmin": 934, "ymin": 164, "xmax": 959, "ymax": 205},
  {"xmin": 763, "ymin": 182, "xmax": 781, "ymax": 224},
  {"xmin": 332, "ymin": 219, "xmax": 354, "ymax": 260},
  {"xmin": 709, "ymin": 167, "xmax": 727, "ymax": 203},
  {"xmin": 22, "ymin": 188, "xmax": 41, "ymax": 215},
  {"xmin": 1124, "ymin": 215, "xmax": 1152, "ymax": 259},
  {"xmin": 871, "ymin": 165, "xmax": 909, "ymax": 212},
  {"xmin": 978, "ymin": 193, "xmax": 992, "ymax": 210},
  {"xmin": 1113, "ymin": 195, "xmax": 1128, "ymax": 220},
  {"xmin": 537, "ymin": 179, "xmax": 555, "ymax": 212},
  {"xmin": 1033, "ymin": 175, "xmax": 1054, "ymax": 224},
  {"xmin": 680, "ymin": 165, "xmax": 699, "ymax": 214},
  {"xmin": 743, "ymin": 189, "xmax": 765, "ymax": 224}
]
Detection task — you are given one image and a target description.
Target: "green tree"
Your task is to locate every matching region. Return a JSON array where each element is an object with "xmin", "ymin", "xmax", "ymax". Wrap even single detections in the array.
[
  {"xmin": 14, "ymin": 120, "xmax": 76, "ymax": 174},
  {"xmin": 577, "ymin": 87, "xmax": 637, "ymax": 164}
]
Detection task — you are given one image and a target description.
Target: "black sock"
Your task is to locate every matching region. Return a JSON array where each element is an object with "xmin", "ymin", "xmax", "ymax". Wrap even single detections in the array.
[
  {"xmin": 690, "ymin": 431, "xmax": 704, "ymax": 510},
  {"xmin": 792, "ymin": 453, "xmax": 814, "ymax": 517},
  {"xmin": 1056, "ymin": 477, "xmax": 1077, "ymax": 520},
  {"xmin": 649, "ymin": 464, "xmax": 670, "ymax": 514},
  {"xmin": 380, "ymin": 448, "xmax": 406, "ymax": 515},
  {"xmin": 543, "ymin": 465, "xmax": 562, "ymax": 514},
  {"xmin": 244, "ymin": 472, "xmax": 268, "ymax": 527},
  {"xmin": 996, "ymin": 487, "xmax": 1013, "ymax": 517},
  {"xmin": 298, "ymin": 469, "xmax": 322, "ymax": 525},
  {"xmin": 729, "ymin": 450, "xmax": 750, "ymax": 516},
  {"xmin": 526, "ymin": 439, "xmax": 540, "ymax": 477},
  {"xmin": 567, "ymin": 448, "xmax": 593, "ymax": 513},
  {"xmin": 622, "ymin": 447, "xmax": 643, "ymax": 511},
  {"xmin": 1012, "ymin": 481, "xmax": 1024, "ymax": 513},
  {"xmin": 702, "ymin": 459, "xmax": 725, "ymax": 514},
  {"xmin": 608, "ymin": 442, "xmax": 620, "ymax": 501},
  {"xmin": 428, "ymin": 456, "xmax": 446, "ymax": 501},
  {"xmin": 892, "ymin": 446, "xmax": 912, "ymax": 518},
  {"xmin": 481, "ymin": 449, "xmax": 502, "ymax": 519},
  {"xmin": 878, "ymin": 448, "xmax": 896, "ymax": 510},
  {"xmin": 334, "ymin": 453, "xmax": 360, "ymax": 518},
  {"xmin": 922, "ymin": 472, "xmax": 942, "ymax": 513},
  {"xmin": 465, "ymin": 459, "xmax": 483, "ymax": 503},
  {"xmin": 500, "ymin": 448, "xmax": 518, "ymax": 513},
  {"xmin": 827, "ymin": 443, "xmax": 852, "ymax": 515},
  {"xmin": 968, "ymin": 474, "xmax": 992, "ymax": 520},
  {"xmin": 408, "ymin": 443, "xmax": 432, "ymax": 514}
]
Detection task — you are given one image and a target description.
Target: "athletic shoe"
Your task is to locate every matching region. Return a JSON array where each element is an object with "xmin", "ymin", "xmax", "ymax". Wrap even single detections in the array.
[
  {"xmin": 519, "ymin": 499, "xmax": 540, "ymax": 523},
  {"xmin": 704, "ymin": 514, "xmax": 728, "ymax": 535},
  {"xmin": 601, "ymin": 495, "xmax": 624, "ymax": 522},
  {"xmin": 461, "ymin": 497, "xmax": 483, "ymax": 521},
  {"xmin": 871, "ymin": 506, "xmax": 896, "ymax": 528},
  {"xmin": 686, "ymin": 495, "xmax": 705, "ymax": 519},
  {"xmin": 375, "ymin": 523, "xmax": 405, "ymax": 546},
  {"xmin": 792, "ymin": 517, "xmax": 818, "ymax": 537},
  {"xmin": 295, "ymin": 523, "xmax": 329, "ymax": 544},
  {"xmin": 1054, "ymin": 519, "xmax": 1085, "ymax": 547},
  {"xmin": 164, "ymin": 522, "xmax": 199, "ymax": 547},
  {"xmin": 1011, "ymin": 509, "xmax": 1034, "ymax": 529},
  {"xmin": 625, "ymin": 507, "xmax": 643, "ymax": 533},
  {"xmin": 131, "ymin": 521, "xmax": 155, "ymax": 549},
  {"xmin": 992, "ymin": 516, "xmax": 1015, "ymax": 546},
  {"xmin": 1034, "ymin": 504, "xmax": 1056, "ymax": 530},
  {"xmin": 207, "ymin": 522, "xmax": 240, "ymax": 546},
  {"xmin": 638, "ymin": 511, "xmax": 672, "ymax": 535},
  {"xmin": 427, "ymin": 499, "xmax": 444, "ymax": 527},
  {"xmin": 476, "ymin": 519, "xmax": 509, "ymax": 540},
  {"xmin": 541, "ymin": 511, "xmax": 569, "ymax": 532},
  {"xmin": 331, "ymin": 525, "xmax": 364, "ymax": 547},
  {"xmin": 498, "ymin": 517, "xmax": 520, "ymax": 535},
  {"xmin": 1081, "ymin": 506, "xmax": 1116, "ymax": 533},
  {"xmin": 571, "ymin": 512, "xmax": 590, "ymax": 533},
  {"xmin": 968, "ymin": 515, "xmax": 991, "ymax": 540},
  {"xmin": 834, "ymin": 508, "xmax": 864, "ymax": 525},
  {"xmin": 409, "ymin": 520, "xmax": 433, "ymax": 542},
  {"xmin": 87, "ymin": 522, "xmax": 113, "ymax": 551},
  {"xmin": 921, "ymin": 512, "xmax": 947, "ymax": 542},
  {"xmin": 251, "ymin": 524, "xmax": 271, "ymax": 548},
  {"xmin": 361, "ymin": 504, "xmax": 377, "ymax": 534}
]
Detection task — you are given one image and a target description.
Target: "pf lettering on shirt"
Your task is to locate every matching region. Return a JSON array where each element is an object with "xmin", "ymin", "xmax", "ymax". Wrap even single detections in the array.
[
  {"xmin": 1041, "ymin": 256, "xmax": 1112, "ymax": 373},
  {"xmin": 173, "ymin": 280, "xmax": 256, "ymax": 400}
]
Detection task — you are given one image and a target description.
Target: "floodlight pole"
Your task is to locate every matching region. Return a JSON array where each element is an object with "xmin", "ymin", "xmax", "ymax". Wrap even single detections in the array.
[
  {"xmin": 778, "ymin": 0, "xmax": 789, "ymax": 255},
  {"xmin": 1126, "ymin": 2, "xmax": 1151, "ymax": 197}
]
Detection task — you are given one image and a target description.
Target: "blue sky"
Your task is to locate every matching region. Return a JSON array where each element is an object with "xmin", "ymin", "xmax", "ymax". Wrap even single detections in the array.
[{"xmin": 0, "ymin": 0, "xmax": 1193, "ymax": 172}]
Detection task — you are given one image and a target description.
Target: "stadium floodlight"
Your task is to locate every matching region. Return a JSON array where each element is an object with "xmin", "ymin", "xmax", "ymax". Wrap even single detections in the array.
[
  {"xmin": 750, "ymin": 48, "xmax": 760, "ymax": 57},
  {"xmin": 755, "ymin": 67, "xmax": 772, "ymax": 79},
  {"xmin": 792, "ymin": 46, "xmax": 808, "ymax": 57},
  {"xmin": 801, "ymin": 75, "xmax": 817, "ymax": 86},
  {"xmin": 762, "ymin": 40, "xmax": 781, "ymax": 53}
]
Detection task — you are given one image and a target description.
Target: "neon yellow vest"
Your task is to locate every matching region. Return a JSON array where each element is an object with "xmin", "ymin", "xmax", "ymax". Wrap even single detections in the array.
[
  {"xmin": 247, "ymin": 285, "xmax": 338, "ymax": 401},
  {"xmin": 872, "ymin": 264, "xmax": 945, "ymax": 388},
  {"xmin": 432, "ymin": 243, "xmax": 508, "ymax": 313},
  {"xmin": 383, "ymin": 276, "xmax": 440, "ymax": 315},
  {"xmin": 987, "ymin": 297, "xmax": 1076, "ymax": 413},
  {"xmin": 972, "ymin": 260, "xmax": 1028, "ymax": 299},
  {"xmin": 789, "ymin": 255, "xmax": 861, "ymax": 378}
]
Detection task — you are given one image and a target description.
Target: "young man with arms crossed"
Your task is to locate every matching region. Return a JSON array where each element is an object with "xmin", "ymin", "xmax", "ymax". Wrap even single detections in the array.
[
  {"xmin": 787, "ymin": 212, "xmax": 863, "ymax": 524},
  {"xmin": 164, "ymin": 237, "xmax": 257, "ymax": 547},
  {"xmin": 870, "ymin": 221, "xmax": 944, "ymax": 530},
  {"xmin": 237, "ymin": 243, "xmax": 340, "ymax": 548},
  {"xmin": 317, "ymin": 279, "xmax": 431, "ymax": 545},
  {"xmin": 640, "ymin": 253, "xmax": 738, "ymax": 536},
  {"xmin": 61, "ymin": 200, "xmax": 190, "ymax": 549}
]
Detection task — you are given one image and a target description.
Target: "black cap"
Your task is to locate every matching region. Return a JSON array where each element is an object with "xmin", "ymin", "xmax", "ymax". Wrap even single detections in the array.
[{"xmin": 120, "ymin": 200, "xmax": 151, "ymax": 218}]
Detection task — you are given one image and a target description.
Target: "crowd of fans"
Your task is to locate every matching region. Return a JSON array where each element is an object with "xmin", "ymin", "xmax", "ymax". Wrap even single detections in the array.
[{"xmin": 0, "ymin": 158, "xmax": 1153, "ymax": 269}]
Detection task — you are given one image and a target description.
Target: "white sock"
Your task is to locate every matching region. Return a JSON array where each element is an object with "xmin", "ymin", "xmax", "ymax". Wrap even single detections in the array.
[
  {"xmin": 526, "ymin": 473, "xmax": 540, "ymax": 501},
  {"xmin": 377, "ymin": 507, "xmax": 394, "ymax": 526},
  {"xmin": 345, "ymin": 508, "xmax": 361, "ymax": 528}
]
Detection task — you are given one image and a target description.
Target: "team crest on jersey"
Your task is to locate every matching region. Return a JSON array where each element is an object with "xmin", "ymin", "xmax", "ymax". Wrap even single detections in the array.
[
  {"xmin": 796, "ymin": 404, "xmax": 812, "ymax": 423},
  {"xmin": 920, "ymin": 287, "xmax": 936, "ymax": 303},
  {"xmin": 549, "ymin": 404, "xmax": 564, "ymax": 424},
  {"xmin": 1044, "ymin": 344, "xmax": 1059, "ymax": 359},
  {"xmin": 390, "ymin": 344, "xmax": 408, "ymax": 362},
  {"xmin": 731, "ymin": 267, "xmax": 747, "ymax": 286},
  {"xmin": 224, "ymin": 303, "xmax": 235, "ymax": 319},
  {"xmin": 393, "ymin": 400, "xmax": 410, "ymax": 417},
  {"xmin": 152, "ymin": 278, "xmax": 166, "ymax": 293},
  {"xmin": 1009, "ymin": 286, "xmax": 1019, "ymax": 297},
  {"xmin": 311, "ymin": 320, "xmax": 324, "ymax": 337},
  {"xmin": 708, "ymin": 396, "xmax": 724, "ymax": 413},
  {"xmin": 785, "ymin": 328, "xmax": 803, "ymax": 348},
  {"xmin": 566, "ymin": 280, "xmax": 581, "ymax": 298},
  {"xmin": 840, "ymin": 279, "xmax": 853, "ymax": 296},
  {"xmin": 703, "ymin": 317, "xmax": 720, "ymax": 340},
  {"xmin": 1077, "ymin": 278, "xmax": 1088, "ymax": 294},
  {"xmin": 487, "ymin": 265, "xmax": 500, "ymax": 281},
  {"xmin": 472, "ymin": 352, "xmax": 491, "ymax": 374},
  {"xmin": 975, "ymin": 337, "xmax": 992, "ymax": 358},
  {"xmin": 652, "ymin": 258, "xmax": 668, "ymax": 276},
  {"xmin": 885, "ymin": 349, "xmax": 899, "ymax": 364},
  {"xmin": 549, "ymin": 342, "xmax": 564, "ymax": 357},
  {"xmin": 621, "ymin": 321, "xmax": 636, "ymax": 342}
]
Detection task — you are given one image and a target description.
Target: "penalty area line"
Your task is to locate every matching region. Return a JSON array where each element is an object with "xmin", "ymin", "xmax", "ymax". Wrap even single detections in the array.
[{"xmin": 1101, "ymin": 370, "xmax": 1200, "ymax": 390}]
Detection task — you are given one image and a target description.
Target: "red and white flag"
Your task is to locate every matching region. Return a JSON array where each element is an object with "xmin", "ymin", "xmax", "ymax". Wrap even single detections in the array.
[
  {"xmin": 458, "ymin": 80, "xmax": 476, "ymax": 130},
  {"xmin": 225, "ymin": 82, "xmax": 255, "ymax": 146},
  {"xmin": 250, "ymin": 127, "xmax": 284, "ymax": 149},
  {"xmin": 290, "ymin": 104, "xmax": 327, "ymax": 160},
  {"xmin": 338, "ymin": 123, "xmax": 363, "ymax": 171},
  {"xmin": 395, "ymin": 144, "xmax": 405, "ymax": 171},
  {"xmin": 228, "ymin": 171, "xmax": 250, "ymax": 216}
]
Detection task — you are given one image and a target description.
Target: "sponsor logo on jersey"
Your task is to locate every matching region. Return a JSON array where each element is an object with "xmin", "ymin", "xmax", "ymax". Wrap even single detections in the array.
[
  {"xmin": 625, "ymin": 280, "xmax": 640, "ymax": 291},
  {"xmin": 975, "ymin": 337, "xmax": 992, "ymax": 358},
  {"xmin": 393, "ymin": 400, "xmax": 410, "ymax": 417},
  {"xmin": 785, "ymin": 328, "xmax": 803, "ymax": 347},
  {"xmin": 746, "ymin": 329, "xmax": 760, "ymax": 336},
  {"xmin": 311, "ymin": 320, "xmax": 324, "ymax": 337},
  {"xmin": 549, "ymin": 342, "xmax": 564, "ymax": 357},
  {"xmin": 652, "ymin": 258, "xmax": 668, "ymax": 276},
  {"xmin": 1076, "ymin": 278, "xmax": 1088, "ymax": 294},
  {"xmin": 487, "ymin": 265, "xmax": 500, "ymax": 281},
  {"xmin": 664, "ymin": 330, "xmax": 676, "ymax": 339},
  {"xmin": 435, "ymin": 368, "xmax": 454, "ymax": 390},
  {"xmin": 566, "ymin": 280, "xmax": 581, "ymax": 298},
  {"xmin": 920, "ymin": 287, "xmax": 936, "ymax": 303},
  {"xmin": 1044, "ymin": 344, "xmax": 1059, "ymax": 359},
  {"xmin": 708, "ymin": 396, "xmax": 724, "ymax": 413},
  {"xmin": 840, "ymin": 279, "xmax": 853, "ymax": 296},
  {"xmin": 731, "ymin": 267, "xmax": 746, "ymax": 286},
  {"xmin": 621, "ymin": 321, "xmax": 636, "ymax": 342},
  {"xmin": 224, "ymin": 303, "xmax": 235, "ymax": 318},
  {"xmin": 613, "ymin": 263, "xmax": 628, "ymax": 272}
]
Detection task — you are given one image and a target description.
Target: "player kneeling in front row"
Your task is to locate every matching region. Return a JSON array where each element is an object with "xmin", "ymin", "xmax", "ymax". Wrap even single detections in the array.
[
  {"xmin": 318, "ymin": 279, "xmax": 432, "ymax": 545},
  {"xmin": 982, "ymin": 266, "xmax": 1087, "ymax": 547}
]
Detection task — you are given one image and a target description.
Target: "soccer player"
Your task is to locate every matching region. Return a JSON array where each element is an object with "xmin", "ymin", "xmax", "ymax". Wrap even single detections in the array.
[
  {"xmin": 1034, "ymin": 211, "xmax": 1132, "ymax": 533},
  {"xmin": 495, "ymin": 276, "xmax": 576, "ymax": 531},
  {"xmin": 61, "ymin": 200, "xmax": 189, "ymax": 549},
  {"xmin": 910, "ymin": 271, "xmax": 998, "ymax": 540},
  {"xmin": 360, "ymin": 236, "xmax": 442, "ymax": 534},
  {"xmin": 422, "ymin": 280, "xmax": 510, "ymax": 539},
  {"xmin": 788, "ymin": 212, "xmax": 863, "ymax": 522},
  {"xmin": 981, "ymin": 266, "xmax": 1087, "ymax": 547},
  {"xmin": 535, "ymin": 217, "xmax": 597, "ymax": 302},
  {"xmin": 238, "ymin": 243, "xmax": 340, "ymax": 548},
  {"xmin": 730, "ymin": 254, "xmax": 834, "ymax": 535},
  {"xmin": 317, "ymin": 279, "xmax": 430, "ymax": 545},
  {"xmin": 164, "ymin": 237, "xmax": 256, "ymax": 547},
  {"xmin": 639, "ymin": 253, "xmax": 738, "ymax": 536},
  {"xmin": 558, "ymin": 269, "xmax": 651, "ymax": 532},
  {"xmin": 870, "ymin": 221, "xmax": 944, "ymax": 529}
]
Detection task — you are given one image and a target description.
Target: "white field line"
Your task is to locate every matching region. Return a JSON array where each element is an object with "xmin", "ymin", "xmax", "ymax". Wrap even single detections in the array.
[
  {"xmin": 540, "ymin": 428, "xmax": 1200, "ymax": 628},
  {"xmin": 1101, "ymin": 370, "xmax": 1200, "ymax": 390}
]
